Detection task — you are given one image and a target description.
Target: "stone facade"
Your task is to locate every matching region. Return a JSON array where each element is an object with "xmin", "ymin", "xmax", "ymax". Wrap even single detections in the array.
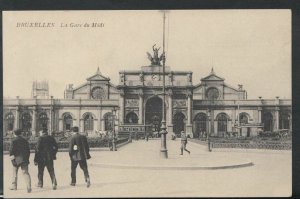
[{"xmin": 3, "ymin": 59, "xmax": 292, "ymax": 139}]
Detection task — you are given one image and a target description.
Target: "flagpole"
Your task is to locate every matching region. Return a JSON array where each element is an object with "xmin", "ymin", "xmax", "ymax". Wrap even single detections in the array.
[{"xmin": 160, "ymin": 10, "xmax": 168, "ymax": 159}]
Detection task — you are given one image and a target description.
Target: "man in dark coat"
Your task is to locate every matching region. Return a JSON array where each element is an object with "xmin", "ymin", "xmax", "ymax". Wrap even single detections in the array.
[
  {"xmin": 9, "ymin": 129, "xmax": 32, "ymax": 193},
  {"xmin": 34, "ymin": 128, "xmax": 58, "ymax": 190},
  {"xmin": 180, "ymin": 131, "xmax": 191, "ymax": 155},
  {"xmin": 69, "ymin": 127, "xmax": 91, "ymax": 187}
]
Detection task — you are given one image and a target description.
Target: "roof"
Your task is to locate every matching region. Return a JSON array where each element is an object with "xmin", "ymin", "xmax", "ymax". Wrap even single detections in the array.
[
  {"xmin": 86, "ymin": 67, "xmax": 110, "ymax": 81},
  {"xmin": 201, "ymin": 68, "xmax": 225, "ymax": 81}
]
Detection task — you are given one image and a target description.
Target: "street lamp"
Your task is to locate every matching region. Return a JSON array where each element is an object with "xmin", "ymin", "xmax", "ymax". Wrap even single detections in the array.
[{"xmin": 159, "ymin": 10, "xmax": 168, "ymax": 159}]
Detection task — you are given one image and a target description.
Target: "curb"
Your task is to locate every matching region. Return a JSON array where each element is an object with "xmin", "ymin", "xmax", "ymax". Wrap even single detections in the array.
[{"xmin": 91, "ymin": 162, "xmax": 254, "ymax": 170}]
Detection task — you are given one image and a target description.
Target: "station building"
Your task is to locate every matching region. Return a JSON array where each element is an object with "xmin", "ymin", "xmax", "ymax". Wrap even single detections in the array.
[{"xmin": 3, "ymin": 50, "xmax": 292, "ymax": 138}]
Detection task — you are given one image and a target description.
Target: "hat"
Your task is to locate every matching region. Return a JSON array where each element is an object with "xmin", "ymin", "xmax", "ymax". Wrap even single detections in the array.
[
  {"xmin": 14, "ymin": 129, "xmax": 22, "ymax": 136},
  {"xmin": 72, "ymin": 126, "xmax": 79, "ymax": 132}
]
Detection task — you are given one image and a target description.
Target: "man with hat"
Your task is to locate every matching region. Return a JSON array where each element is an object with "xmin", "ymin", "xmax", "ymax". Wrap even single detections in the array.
[
  {"xmin": 34, "ymin": 128, "xmax": 58, "ymax": 190},
  {"xmin": 68, "ymin": 126, "xmax": 91, "ymax": 188},
  {"xmin": 9, "ymin": 129, "xmax": 32, "ymax": 193},
  {"xmin": 180, "ymin": 131, "xmax": 191, "ymax": 155}
]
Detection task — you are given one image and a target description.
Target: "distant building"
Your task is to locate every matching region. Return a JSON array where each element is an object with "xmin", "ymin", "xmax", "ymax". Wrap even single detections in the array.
[
  {"xmin": 3, "ymin": 49, "xmax": 292, "ymax": 138},
  {"xmin": 31, "ymin": 81, "xmax": 49, "ymax": 99}
]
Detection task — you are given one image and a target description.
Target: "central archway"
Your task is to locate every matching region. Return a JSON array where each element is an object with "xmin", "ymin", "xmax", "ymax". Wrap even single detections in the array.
[
  {"xmin": 173, "ymin": 112, "xmax": 185, "ymax": 135},
  {"xmin": 145, "ymin": 96, "xmax": 163, "ymax": 132}
]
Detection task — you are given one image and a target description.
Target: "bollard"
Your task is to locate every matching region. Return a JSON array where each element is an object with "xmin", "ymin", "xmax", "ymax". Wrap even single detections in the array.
[{"xmin": 208, "ymin": 139, "xmax": 212, "ymax": 152}]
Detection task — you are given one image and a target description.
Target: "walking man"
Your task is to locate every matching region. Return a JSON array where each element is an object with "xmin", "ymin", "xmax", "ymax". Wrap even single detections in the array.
[
  {"xmin": 180, "ymin": 131, "xmax": 190, "ymax": 155},
  {"xmin": 34, "ymin": 128, "xmax": 58, "ymax": 190},
  {"xmin": 69, "ymin": 127, "xmax": 91, "ymax": 188},
  {"xmin": 9, "ymin": 129, "xmax": 32, "ymax": 193}
]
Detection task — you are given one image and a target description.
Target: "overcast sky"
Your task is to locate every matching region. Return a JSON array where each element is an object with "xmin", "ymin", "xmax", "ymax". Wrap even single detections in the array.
[{"xmin": 3, "ymin": 10, "xmax": 291, "ymax": 99}]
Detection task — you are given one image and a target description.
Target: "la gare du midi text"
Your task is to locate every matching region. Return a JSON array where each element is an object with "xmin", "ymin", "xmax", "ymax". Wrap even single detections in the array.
[{"xmin": 16, "ymin": 22, "xmax": 104, "ymax": 28}]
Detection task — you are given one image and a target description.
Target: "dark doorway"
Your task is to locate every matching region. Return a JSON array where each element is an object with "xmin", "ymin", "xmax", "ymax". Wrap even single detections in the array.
[
  {"xmin": 173, "ymin": 112, "xmax": 185, "ymax": 135},
  {"xmin": 145, "ymin": 97, "xmax": 163, "ymax": 132},
  {"xmin": 263, "ymin": 112, "xmax": 273, "ymax": 132}
]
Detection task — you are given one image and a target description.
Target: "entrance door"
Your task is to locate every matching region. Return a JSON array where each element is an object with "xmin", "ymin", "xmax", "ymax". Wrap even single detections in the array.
[
  {"xmin": 145, "ymin": 97, "xmax": 163, "ymax": 133},
  {"xmin": 173, "ymin": 112, "xmax": 185, "ymax": 135}
]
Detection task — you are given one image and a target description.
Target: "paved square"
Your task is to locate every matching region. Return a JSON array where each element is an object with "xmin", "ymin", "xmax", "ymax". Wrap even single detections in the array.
[{"xmin": 3, "ymin": 139, "xmax": 291, "ymax": 197}]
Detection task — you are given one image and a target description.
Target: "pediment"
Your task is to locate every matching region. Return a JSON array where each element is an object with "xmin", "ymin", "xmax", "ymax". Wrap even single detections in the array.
[{"xmin": 86, "ymin": 74, "xmax": 110, "ymax": 81}]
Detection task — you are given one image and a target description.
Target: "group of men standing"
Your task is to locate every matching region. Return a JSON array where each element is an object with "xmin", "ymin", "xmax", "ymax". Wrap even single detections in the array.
[{"xmin": 9, "ymin": 126, "xmax": 91, "ymax": 193}]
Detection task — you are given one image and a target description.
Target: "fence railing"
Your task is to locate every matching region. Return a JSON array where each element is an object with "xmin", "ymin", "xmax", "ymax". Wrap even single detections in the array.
[{"xmin": 211, "ymin": 142, "xmax": 291, "ymax": 150}]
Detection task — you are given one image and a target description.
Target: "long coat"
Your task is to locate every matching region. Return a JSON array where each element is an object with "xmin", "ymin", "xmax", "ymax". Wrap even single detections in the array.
[
  {"xmin": 69, "ymin": 133, "xmax": 91, "ymax": 161},
  {"xmin": 34, "ymin": 134, "xmax": 58, "ymax": 163},
  {"xmin": 9, "ymin": 136, "xmax": 30, "ymax": 166},
  {"xmin": 181, "ymin": 133, "xmax": 188, "ymax": 144}
]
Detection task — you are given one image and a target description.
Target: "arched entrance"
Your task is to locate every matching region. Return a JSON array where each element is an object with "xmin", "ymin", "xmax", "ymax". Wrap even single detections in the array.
[
  {"xmin": 145, "ymin": 97, "xmax": 163, "ymax": 132},
  {"xmin": 20, "ymin": 112, "xmax": 32, "ymax": 132},
  {"xmin": 263, "ymin": 112, "xmax": 273, "ymax": 132},
  {"xmin": 63, "ymin": 113, "xmax": 73, "ymax": 131},
  {"xmin": 193, "ymin": 113, "xmax": 207, "ymax": 138},
  {"xmin": 4, "ymin": 112, "xmax": 15, "ymax": 133},
  {"xmin": 104, "ymin": 112, "xmax": 115, "ymax": 131},
  {"xmin": 125, "ymin": 112, "xmax": 138, "ymax": 124},
  {"xmin": 216, "ymin": 113, "xmax": 229, "ymax": 136},
  {"xmin": 38, "ymin": 112, "xmax": 48, "ymax": 132},
  {"xmin": 279, "ymin": 112, "xmax": 290, "ymax": 130},
  {"xmin": 173, "ymin": 112, "xmax": 185, "ymax": 135}
]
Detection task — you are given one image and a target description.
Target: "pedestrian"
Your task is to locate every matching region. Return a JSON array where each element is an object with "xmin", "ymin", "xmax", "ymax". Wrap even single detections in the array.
[
  {"xmin": 69, "ymin": 127, "xmax": 91, "ymax": 188},
  {"xmin": 180, "ymin": 131, "xmax": 190, "ymax": 155},
  {"xmin": 34, "ymin": 128, "xmax": 58, "ymax": 190},
  {"xmin": 9, "ymin": 129, "xmax": 32, "ymax": 193}
]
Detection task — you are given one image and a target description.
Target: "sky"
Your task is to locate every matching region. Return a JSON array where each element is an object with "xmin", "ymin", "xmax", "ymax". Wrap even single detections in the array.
[{"xmin": 3, "ymin": 10, "xmax": 291, "ymax": 99}]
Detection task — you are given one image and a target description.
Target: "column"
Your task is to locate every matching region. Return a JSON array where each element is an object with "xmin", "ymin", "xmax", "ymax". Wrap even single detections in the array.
[
  {"xmin": 119, "ymin": 92, "xmax": 124, "ymax": 125},
  {"xmin": 232, "ymin": 108, "xmax": 236, "ymax": 132},
  {"xmin": 14, "ymin": 108, "xmax": 19, "ymax": 130},
  {"xmin": 167, "ymin": 91, "xmax": 173, "ymax": 139},
  {"xmin": 275, "ymin": 107, "xmax": 280, "ymax": 130},
  {"xmin": 258, "ymin": 107, "xmax": 262, "ymax": 123},
  {"xmin": 78, "ymin": 99, "xmax": 81, "ymax": 130},
  {"xmin": 138, "ymin": 93, "xmax": 143, "ymax": 124},
  {"xmin": 32, "ymin": 107, "xmax": 36, "ymax": 137},
  {"xmin": 101, "ymin": 118, "xmax": 105, "ymax": 132},
  {"xmin": 49, "ymin": 110, "xmax": 53, "ymax": 135},
  {"xmin": 187, "ymin": 94, "xmax": 192, "ymax": 124},
  {"xmin": 186, "ymin": 92, "xmax": 193, "ymax": 138},
  {"xmin": 211, "ymin": 110, "xmax": 215, "ymax": 135},
  {"xmin": 80, "ymin": 120, "xmax": 84, "ymax": 132},
  {"xmin": 207, "ymin": 109, "xmax": 211, "ymax": 136},
  {"xmin": 59, "ymin": 119, "xmax": 63, "ymax": 131},
  {"xmin": 99, "ymin": 99, "xmax": 102, "ymax": 131}
]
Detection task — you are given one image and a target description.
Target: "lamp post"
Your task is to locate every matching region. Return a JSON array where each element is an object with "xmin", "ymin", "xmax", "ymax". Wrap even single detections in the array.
[{"xmin": 159, "ymin": 11, "xmax": 168, "ymax": 159}]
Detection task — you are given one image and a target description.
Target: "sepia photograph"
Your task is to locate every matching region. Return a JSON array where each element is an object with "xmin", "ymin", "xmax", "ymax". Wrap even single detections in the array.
[{"xmin": 2, "ymin": 10, "xmax": 291, "ymax": 197}]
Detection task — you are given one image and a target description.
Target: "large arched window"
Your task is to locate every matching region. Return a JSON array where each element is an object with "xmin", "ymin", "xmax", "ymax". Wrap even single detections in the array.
[
  {"xmin": 217, "ymin": 113, "xmax": 229, "ymax": 132},
  {"xmin": 20, "ymin": 112, "xmax": 32, "ymax": 131},
  {"xmin": 38, "ymin": 112, "xmax": 48, "ymax": 131},
  {"xmin": 84, "ymin": 113, "xmax": 94, "ymax": 132},
  {"xmin": 104, "ymin": 112, "xmax": 114, "ymax": 131},
  {"xmin": 63, "ymin": 113, "xmax": 73, "ymax": 131},
  {"xmin": 279, "ymin": 113, "xmax": 290, "ymax": 130},
  {"xmin": 125, "ymin": 112, "xmax": 138, "ymax": 124},
  {"xmin": 5, "ymin": 112, "xmax": 14, "ymax": 132},
  {"xmin": 239, "ymin": 113, "xmax": 249, "ymax": 124},
  {"xmin": 193, "ymin": 113, "xmax": 207, "ymax": 137},
  {"xmin": 263, "ymin": 112, "xmax": 273, "ymax": 132}
]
